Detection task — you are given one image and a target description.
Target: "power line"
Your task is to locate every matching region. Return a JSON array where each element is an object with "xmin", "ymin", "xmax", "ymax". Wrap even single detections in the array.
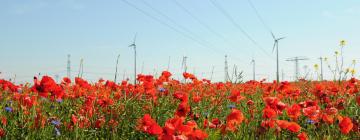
[
  {"xmin": 139, "ymin": 0, "xmax": 249, "ymax": 63},
  {"xmin": 246, "ymin": 0, "xmax": 272, "ymax": 33},
  {"xmin": 172, "ymin": 0, "xmax": 252, "ymax": 63},
  {"xmin": 122, "ymin": 0, "xmax": 219, "ymax": 56},
  {"xmin": 140, "ymin": 0, "xmax": 215, "ymax": 48},
  {"xmin": 70, "ymin": 70, "xmax": 123, "ymax": 76},
  {"xmin": 122, "ymin": 0, "xmax": 248, "ymax": 63},
  {"xmin": 246, "ymin": 0, "xmax": 292, "ymax": 69},
  {"xmin": 172, "ymin": 0, "xmax": 231, "ymax": 45},
  {"xmin": 208, "ymin": 0, "xmax": 273, "ymax": 59}
]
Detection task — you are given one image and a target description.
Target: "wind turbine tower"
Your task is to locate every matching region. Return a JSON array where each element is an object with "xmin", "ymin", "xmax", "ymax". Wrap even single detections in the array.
[
  {"xmin": 224, "ymin": 55, "xmax": 229, "ymax": 82},
  {"xmin": 319, "ymin": 57, "xmax": 324, "ymax": 81},
  {"xmin": 114, "ymin": 54, "xmax": 120, "ymax": 83},
  {"xmin": 128, "ymin": 34, "xmax": 137, "ymax": 85},
  {"xmin": 78, "ymin": 58, "xmax": 84, "ymax": 78},
  {"xmin": 271, "ymin": 32, "xmax": 285, "ymax": 83},
  {"xmin": 67, "ymin": 54, "xmax": 71, "ymax": 79},
  {"xmin": 251, "ymin": 58, "xmax": 255, "ymax": 81}
]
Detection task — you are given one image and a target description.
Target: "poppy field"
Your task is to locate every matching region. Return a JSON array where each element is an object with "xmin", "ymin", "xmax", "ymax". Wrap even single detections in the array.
[{"xmin": 0, "ymin": 71, "xmax": 359, "ymax": 140}]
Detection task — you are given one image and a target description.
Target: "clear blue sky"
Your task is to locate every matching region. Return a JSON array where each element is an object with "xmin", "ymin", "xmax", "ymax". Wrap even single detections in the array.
[{"xmin": 1, "ymin": 0, "xmax": 360, "ymax": 83}]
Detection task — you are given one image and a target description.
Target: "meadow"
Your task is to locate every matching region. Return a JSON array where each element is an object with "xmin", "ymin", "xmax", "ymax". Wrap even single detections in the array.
[{"xmin": 0, "ymin": 69, "xmax": 359, "ymax": 139}]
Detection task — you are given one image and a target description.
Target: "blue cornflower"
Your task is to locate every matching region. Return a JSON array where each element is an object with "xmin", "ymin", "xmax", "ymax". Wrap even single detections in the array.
[
  {"xmin": 51, "ymin": 120, "xmax": 61, "ymax": 126},
  {"xmin": 5, "ymin": 107, "xmax": 12, "ymax": 112},
  {"xmin": 158, "ymin": 87, "xmax": 166, "ymax": 92},
  {"xmin": 228, "ymin": 104, "xmax": 236, "ymax": 109},
  {"xmin": 306, "ymin": 119, "xmax": 315, "ymax": 124}
]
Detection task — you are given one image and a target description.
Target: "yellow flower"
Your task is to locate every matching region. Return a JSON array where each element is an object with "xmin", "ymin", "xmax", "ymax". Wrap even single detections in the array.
[
  {"xmin": 314, "ymin": 64, "xmax": 319, "ymax": 70},
  {"xmin": 335, "ymin": 51, "xmax": 339, "ymax": 56},
  {"xmin": 351, "ymin": 69, "xmax": 356, "ymax": 75},
  {"xmin": 340, "ymin": 40, "xmax": 346, "ymax": 46}
]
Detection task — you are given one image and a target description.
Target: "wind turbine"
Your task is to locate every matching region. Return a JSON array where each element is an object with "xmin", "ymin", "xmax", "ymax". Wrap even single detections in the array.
[
  {"xmin": 129, "ymin": 34, "xmax": 137, "ymax": 85},
  {"xmin": 250, "ymin": 58, "xmax": 255, "ymax": 81},
  {"xmin": 271, "ymin": 32, "xmax": 285, "ymax": 83},
  {"xmin": 114, "ymin": 54, "xmax": 120, "ymax": 83}
]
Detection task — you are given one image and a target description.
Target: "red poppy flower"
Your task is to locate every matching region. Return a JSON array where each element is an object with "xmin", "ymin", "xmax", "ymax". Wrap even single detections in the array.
[
  {"xmin": 247, "ymin": 100, "xmax": 254, "ymax": 106},
  {"xmin": 31, "ymin": 76, "xmax": 64, "ymax": 99},
  {"xmin": 1, "ymin": 117, "xmax": 6, "ymax": 126},
  {"xmin": 164, "ymin": 117, "xmax": 184, "ymax": 135},
  {"xmin": 261, "ymin": 120, "xmax": 275, "ymax": 128},
  {"xmin": 263, "ymin": 106, "xmax": 277, "ymax": 119},
  {"xmin": 183, "ymin": 72, "xmax": 195, "ymax": 80},
  {"xmin": 95, "ymin": 117, "xmax": 106, "ymax": 129},
  {"xmin": 160, "ymin": 71, "xmax": 172, "ymax": 82},
  {"xmin": 229, "ymin": 90, "xmax": 246, "ymax": 103},
  {"xmin": 0, "ymin": 79, "xmax": 18, "ymax": 92},
  {"xmin": 203, "ymin": 119, "xmax": 209, "ymax": 128},
  {"xmin": 339, "ymin": 117, "xmax": 353, "ymax": 134},
  {"xmin": 188, "ymin": 129, "xmax": 208, "ymax": 140},
  {"xmin": 62, "ymin": 77, "xmax": 71, "ymax": 84},
  {"xmin": 287, "ymin": 104, "xmax": 301, "ymax": 121},
  {"xmin": 276, "ymin": 101, "xmax": 287, "ymax": 111},
  {"xmin": 0, "ymin": 128, "xmax": 5, "ymax": 138},
  {"xmin": 175, "ymin": 102, "xmax": 190, "ymax": 117},
  {"xmin": 297, "ymin": 132, "xmax": 308, "ymax": 140},
  {"xmin": 212, "ymin": 118, "xmax": 220, "ymax": 126},
  {"xmin": 322, "ymin": 114, "xmax": 334, "ymax": 124},
  {"xmin": 276, "ymin": 120, "xmax": 289, "ymax": 129},
  {"xmin": 302, "ymin": 106, "xmax": 320, "ymax": 121},
  {"xmin": 264, "ymin": 97, "xmax": 278, "ymax": 107},
  {"xmin": 173, "ymin": 91, "xmax": 188, "ymax": 102},
  {"xmin": 325, "ymin": 107, "xmax": 338, "ymax": 115},
  {"xmin": 177, "ymin": 124, "xmax": 193, "ymax": 136},
  {"xmin": 137, "ymin": 114, "xmax": 163, "ymax": 135},
  {"xmin": 287, "ymin": 122, "xmax": 301, "ymax": 133},
  {"xmin": 75, "ymin": 77, "xmax": 91, "ymax": 89},
  {"xmin": 71, "ymin": 114, "xmax": 78, "ymax": 125},
  {"xmin": 226, "ymin": 109, "xmax": 244, "ymax": 131},
  {"xmin": 192, "ymin": 95, "xmax": 201, "ymax": 103},
  {"xmin": 335, "ymin": 98, "xmax": 345, "ymax": 110}
]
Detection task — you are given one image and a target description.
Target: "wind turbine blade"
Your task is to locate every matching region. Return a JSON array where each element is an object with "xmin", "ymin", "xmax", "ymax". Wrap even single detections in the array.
[
  {"xmin": 278, "ymin": 37, "xmax": 286, "ymax": 41},
  {"xmin": 270, "ymin": 31, "xmax": 275, "ymax": 40},
  {"xmin": 272, "ymin": 42, "xmax": 276, "ymax": 53}
]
